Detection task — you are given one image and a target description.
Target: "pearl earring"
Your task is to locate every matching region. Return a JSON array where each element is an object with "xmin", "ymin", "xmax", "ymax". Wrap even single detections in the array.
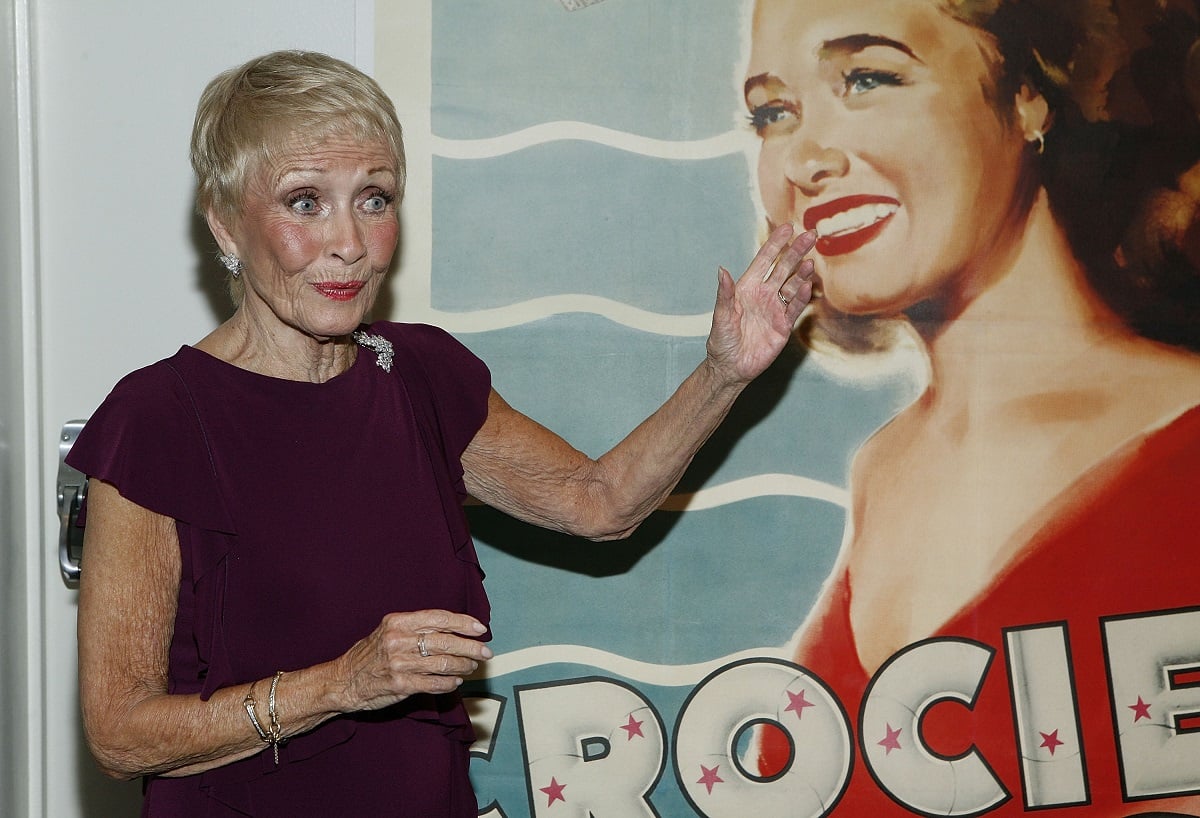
[{"xmin": 1030, "ymin": 129, "xmax": 1045, "ymax": 155}]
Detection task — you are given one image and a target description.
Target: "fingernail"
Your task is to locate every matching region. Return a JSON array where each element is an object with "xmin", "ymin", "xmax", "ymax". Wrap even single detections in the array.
[
  {"xmin": 472, "ymin": 622, "xmax": 487, "ymax": 634},
  {"xmin": 481, "ymin": 647, "xmax": 494, "ymax": 659}
]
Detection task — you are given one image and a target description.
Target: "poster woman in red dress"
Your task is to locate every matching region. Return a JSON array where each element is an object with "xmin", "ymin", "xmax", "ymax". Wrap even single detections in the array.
[{"xmin": 746, "ymin": 0, "xmax": 1200, "ymax": 814}]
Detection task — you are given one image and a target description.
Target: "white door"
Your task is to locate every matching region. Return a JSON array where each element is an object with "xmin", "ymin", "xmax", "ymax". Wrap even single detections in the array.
[{"xmin": 27, "ymin": 3, "xmax": 374, "ymax": 815}]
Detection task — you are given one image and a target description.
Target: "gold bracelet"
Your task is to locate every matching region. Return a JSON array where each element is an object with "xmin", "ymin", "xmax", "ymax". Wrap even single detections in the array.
[
  {"xmin": 243, "ymin": 675, "xmax": 287, "ymax": 764},
  {"xmin": 242, "ymin": 681, "xmax": 270, "ymax": 744},
  {"xmin": 267, "ymin": 671, "xmax": 285, "ymax": 765}
]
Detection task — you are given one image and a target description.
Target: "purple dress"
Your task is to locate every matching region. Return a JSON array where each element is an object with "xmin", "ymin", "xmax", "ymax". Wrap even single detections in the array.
[{"xmin": 67, "ymin": 322, "xmax": 492, "ymax": 817}]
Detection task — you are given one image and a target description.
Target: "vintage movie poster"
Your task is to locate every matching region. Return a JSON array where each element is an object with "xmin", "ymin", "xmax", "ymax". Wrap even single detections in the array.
[{"xmin": 376, "ymin": 1, "xmax": 1200, "ymax": 815}]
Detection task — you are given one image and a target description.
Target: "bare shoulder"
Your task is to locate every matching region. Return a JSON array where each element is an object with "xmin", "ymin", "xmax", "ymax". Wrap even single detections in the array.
[{"xmin": 1110, "ymin": 340, "xmax": 1200, "ymax": 420}]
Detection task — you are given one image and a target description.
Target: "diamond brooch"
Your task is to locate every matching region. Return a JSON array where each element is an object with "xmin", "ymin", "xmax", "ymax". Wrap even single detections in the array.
[{"xmin": 351, "ymin": 330, "xmax": 394, "ymax": 373}]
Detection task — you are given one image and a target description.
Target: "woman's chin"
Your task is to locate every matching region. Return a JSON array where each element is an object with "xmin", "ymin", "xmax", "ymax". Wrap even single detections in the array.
[
  {"xmin": 817, "ymin": 287, "xmax": 893, "ymax": 317},
  {"xmin": 303, "ymin": 308, "xmax": 375, "ymax": 340},
  {"xmin": 283, "ymin": 319, "xmax": 369, "ymax": 344}
]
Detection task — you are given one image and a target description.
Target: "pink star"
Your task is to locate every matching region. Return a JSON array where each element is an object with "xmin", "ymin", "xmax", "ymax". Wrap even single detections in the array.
[
  {"xmin": 540, "ymin": 777, "xmax": 566, "ymax": 806},
  {"xmin": 1040, "ymin": 729, "xmax": 1065, "ymax": 756},
  {"xmin": 785, "ymin": 689, "xmax": 816, "ymax": 720},
  {"xmin": 620, "ymin": 714, "xmax": 645, "ymax": 740},
  {"xmin": 697, "ymin": 764, "xmax": 724, "ymax": 795},
  {"xmin": 1129, "ymin": 696, "xmax": 1152, "ymax": 722},
  {"xmin": 878, "ymin": 724, "xmax": 902, "ymax": 755}
]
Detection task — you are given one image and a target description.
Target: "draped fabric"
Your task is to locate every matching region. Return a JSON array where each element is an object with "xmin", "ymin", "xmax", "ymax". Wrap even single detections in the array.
[{"xmin": 68, "ymin": 321, "xmax": 492, "ymax": 817}]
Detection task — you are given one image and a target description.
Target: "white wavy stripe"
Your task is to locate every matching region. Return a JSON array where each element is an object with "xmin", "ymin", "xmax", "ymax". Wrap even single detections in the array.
[
  {"xmin": 432, "ymin": 123, "xmax": 749, "ymax": 160},
  {"xmin": 422, "ymin": 296, "xmax": 713, "ymax": 335},
  {"xmin": 661, "ymin": 473, "xmax": 848, "ymax": 512},
  {"xmin": 478, "ymin": 644, "xmax": 792, "ymax": 684}
]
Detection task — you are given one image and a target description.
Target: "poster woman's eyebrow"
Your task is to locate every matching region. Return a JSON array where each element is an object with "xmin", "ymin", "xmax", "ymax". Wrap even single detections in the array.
[
  {"xmin": 743, "ymin": 72, "xmax": 778, "ymax": 97},
  {"xmin": 819, "ymin": 33, "xmax": 924, "ymax": 62},
  {"xmin": 743, "ymin": 32, "xmax": 923, "ymax": 98}
]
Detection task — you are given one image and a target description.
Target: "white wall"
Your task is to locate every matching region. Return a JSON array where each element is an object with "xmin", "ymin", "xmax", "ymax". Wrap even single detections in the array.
[
  {"xmin": 12, "ymin": 2, "xmax": 377, "ymax": 815},
  {"xmin": 1, "ymin": 1, "xmax": 35, "ymax": 817}
]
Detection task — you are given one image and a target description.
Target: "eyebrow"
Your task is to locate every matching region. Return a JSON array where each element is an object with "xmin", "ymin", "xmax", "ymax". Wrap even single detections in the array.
[
  {"xmin": 819, "ymin": 33, "xmax": 922, "ymax": 62},
  {"xmin": 744, "ymin": 32, "xmax": 923, "ymax": 99}
]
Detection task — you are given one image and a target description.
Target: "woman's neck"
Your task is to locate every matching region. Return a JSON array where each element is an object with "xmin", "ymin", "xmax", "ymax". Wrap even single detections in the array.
[
  {"xmin": 911, "ymin": 190, "xmax": 1133, "ymax": 421},
  {"xmin": 195, "ymin": 308, "xmax": 358, "ymax": 383}
]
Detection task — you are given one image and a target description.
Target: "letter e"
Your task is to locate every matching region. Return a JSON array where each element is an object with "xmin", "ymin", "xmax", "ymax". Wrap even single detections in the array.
[{"xmin": 1103, "ymin": 607, "xmax": 1200, "ymax": 800}]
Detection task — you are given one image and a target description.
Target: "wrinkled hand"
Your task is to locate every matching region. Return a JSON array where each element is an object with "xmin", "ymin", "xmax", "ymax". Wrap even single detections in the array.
[
  {"xmin": 707, "ymin": 224, "xmax": 817, "ymax": 384},
  {"xmin": 333, "ymin": 610, "xmax": 492, "ymax": 713}
]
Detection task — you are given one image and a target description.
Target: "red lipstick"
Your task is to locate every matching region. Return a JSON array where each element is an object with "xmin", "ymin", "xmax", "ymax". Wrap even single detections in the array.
[
  {"xmin": 313, "ymin": 281, "xmax": 366, "ymax": 302},
  {"xmin": 803, "ymin": 195, "xmax": 900, "ymax": 257}
]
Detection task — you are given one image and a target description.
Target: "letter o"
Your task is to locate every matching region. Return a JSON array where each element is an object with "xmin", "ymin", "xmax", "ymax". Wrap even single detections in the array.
[{"xmin": 673, "ymin": 658, "xmax": 852, "ymax": 817}]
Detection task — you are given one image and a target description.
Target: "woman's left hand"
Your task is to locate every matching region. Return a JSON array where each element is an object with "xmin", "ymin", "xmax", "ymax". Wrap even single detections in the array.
[
  {"xmin": 707, "ymin": 223, "xmax": 817, "ymax": 384},
  {"xmin": 461, "ymin": 223, "xmax": 818, "ymax": 543}
]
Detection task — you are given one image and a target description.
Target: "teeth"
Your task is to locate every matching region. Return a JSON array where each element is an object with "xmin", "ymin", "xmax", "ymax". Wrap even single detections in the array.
[{"xmin": 815, "ymin": 202, "xmax": 897, "ymax": 238}]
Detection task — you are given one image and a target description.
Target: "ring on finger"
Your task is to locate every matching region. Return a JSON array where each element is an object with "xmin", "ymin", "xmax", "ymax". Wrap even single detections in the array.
[
  {"xmin": 777, "ymin": 291, "xmax": 790, "ymax": 307},
  {"xmin": 417, "ymin": 632, "xmax": 431, "ymax": 658}
]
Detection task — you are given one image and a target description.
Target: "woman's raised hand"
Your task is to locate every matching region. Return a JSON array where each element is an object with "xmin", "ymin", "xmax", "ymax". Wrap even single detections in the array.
[
  {"xmin": 331, "ymin": 610, "xmax": 492, "ymax": 713},
  {"xmin": 706, "ymin": 223, "xmax": 817, "ymax": 384}
]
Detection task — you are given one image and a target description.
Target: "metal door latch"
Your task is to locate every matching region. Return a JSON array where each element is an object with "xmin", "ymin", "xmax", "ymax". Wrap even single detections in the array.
[{"xmin": 57, "ymin": 420, "xmax": 88, "ymax": 586}]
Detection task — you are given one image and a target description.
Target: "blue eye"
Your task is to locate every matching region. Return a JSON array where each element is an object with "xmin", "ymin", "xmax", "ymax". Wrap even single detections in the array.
[
  {"xmin": 360, "ymin": 187, "xmax": 393, "ymax": 212},
  {"xmin": 842, "ymin": 68, "xmax": 903, "ymax": 96},
  {"xmin": 363, "ymin": 191, "xmax": 394, "ymax": 212},
  {"xmin": 288, "ymin": 193, "xmax": 318, "ymax": 213}
]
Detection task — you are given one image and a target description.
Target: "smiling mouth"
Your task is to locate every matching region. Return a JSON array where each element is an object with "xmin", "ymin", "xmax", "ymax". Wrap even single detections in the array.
[
  {"xmin": 814, "ymin": 202, "xmax": 898, "ymax": 237},
  {"xmin": 803, "ymin": 195, "xmax": 900, "ymax": 257}
]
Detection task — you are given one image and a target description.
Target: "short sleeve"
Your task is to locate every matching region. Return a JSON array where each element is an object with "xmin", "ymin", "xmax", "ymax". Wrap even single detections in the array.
[
  {"xmin": 375, "ymin": 322, "xmax": 491, "ymax": 462},
  {"xmin": 65, "ymin": 357, "xmax": 236, "ymax": 533}
]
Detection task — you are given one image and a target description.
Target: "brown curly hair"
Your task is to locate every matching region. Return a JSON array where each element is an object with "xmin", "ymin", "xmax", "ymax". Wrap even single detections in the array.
[
  {"xmin": 949, "ymin": 0, "xmax": 1200, "ymax": 350},
  {"xmin": 799, "ymin": 0, "xmax": 1200, "ymax": 354}
]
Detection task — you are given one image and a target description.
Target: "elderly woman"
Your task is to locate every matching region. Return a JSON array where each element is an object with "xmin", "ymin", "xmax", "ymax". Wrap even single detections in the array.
[
  {"xmin": 66, "ymin": 50, "xmax": 816, "ymax": 816},
  {"xmin": 746, "ymin": 0, "xmax": 1200, "ymax": 814}
]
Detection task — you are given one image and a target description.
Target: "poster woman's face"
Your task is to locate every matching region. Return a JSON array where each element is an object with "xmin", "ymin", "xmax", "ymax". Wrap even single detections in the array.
[{"xmin": 745, "ymin": 0, "xmax": 1032, "ymax": 317}]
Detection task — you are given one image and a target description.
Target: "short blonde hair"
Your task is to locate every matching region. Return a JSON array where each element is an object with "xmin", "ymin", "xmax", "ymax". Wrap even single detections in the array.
[{"xmin": 191, "ymin": 49, "xmax": 407, "ymax": 225}]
